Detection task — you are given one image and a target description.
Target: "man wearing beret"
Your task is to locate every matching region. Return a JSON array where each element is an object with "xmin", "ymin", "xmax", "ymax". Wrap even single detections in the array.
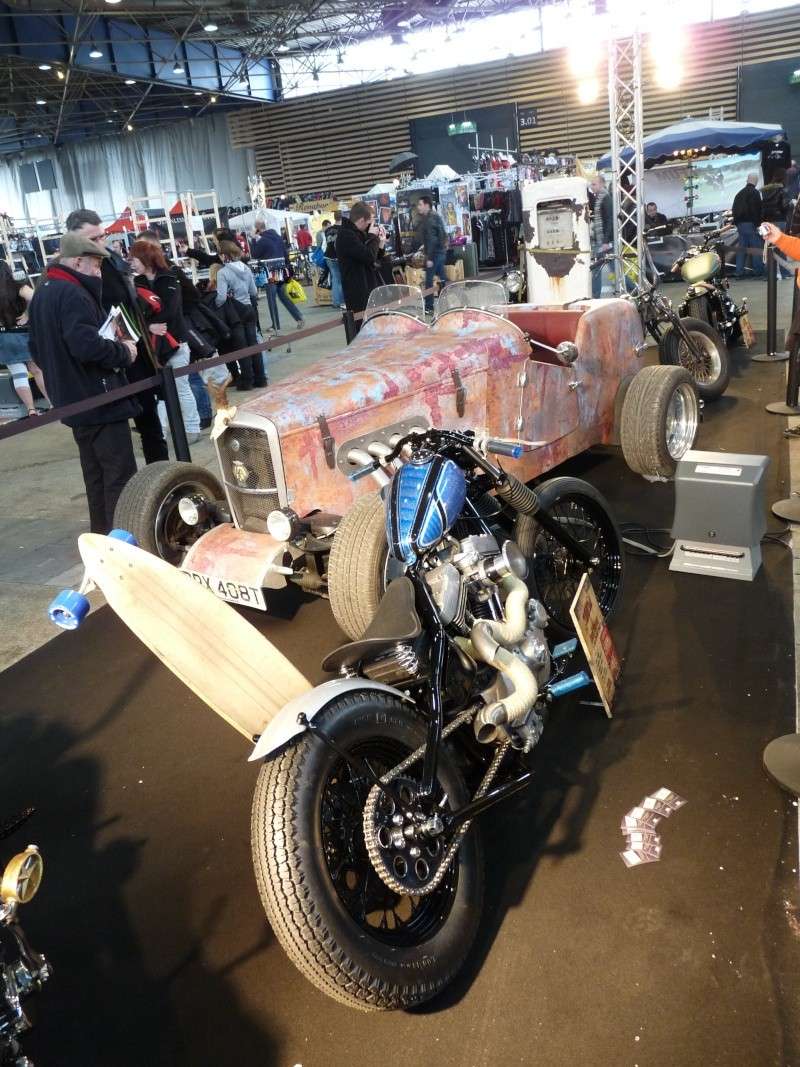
[{"xmin": 29, "ymin": 232, "xmax": 140, "ymax": 533}]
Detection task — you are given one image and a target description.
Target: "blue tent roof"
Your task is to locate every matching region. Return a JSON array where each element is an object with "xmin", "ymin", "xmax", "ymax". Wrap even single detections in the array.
[{"xmin": 597, "ymin": 118, "xmax": 787, "ymax": 170}]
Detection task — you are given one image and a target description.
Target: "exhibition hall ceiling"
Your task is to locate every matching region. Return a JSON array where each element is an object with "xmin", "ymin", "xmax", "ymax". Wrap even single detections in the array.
[{"xmin": 0, "ymin": 0, "xmax": 539, "ymax": 152}]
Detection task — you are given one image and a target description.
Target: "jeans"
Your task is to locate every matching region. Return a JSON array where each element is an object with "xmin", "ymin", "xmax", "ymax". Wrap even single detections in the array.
[
  {"xmin": 265, "ymin": 284, "xmax": 280, "ymax": 331},
  {"xmin": 270, "ymin": 283, "xmax": 304, "ymax": 329},
  {"xmin": 424, "ymin": 253, "xmax": 447, "ymax": 311},
  {"xmin": 157, "ymin": 343, "xmax": 200, "ymax": 436},
  {"xmin": 326, "ymin": 259, "xmax": 343, "ymax": 306},
  {"xmin": 189, "ymin": 371, "xmax": 212, "ymax": 421},
  {"xmin": 735, "ymin": 222, "xmax": 764, "ymax": 277},
  {"xmin": 72, "ymin": 420, "xmax": 137, "ymax": 533}
]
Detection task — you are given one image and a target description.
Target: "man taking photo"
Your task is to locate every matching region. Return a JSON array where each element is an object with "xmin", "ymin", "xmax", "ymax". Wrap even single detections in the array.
[
  {"xmin": 29, "ymin": 233, "xmax": 139, "ymax": 534},
  {"xmin": 335, "ymin": 201, "xmax": 386, "ymax": 333}
]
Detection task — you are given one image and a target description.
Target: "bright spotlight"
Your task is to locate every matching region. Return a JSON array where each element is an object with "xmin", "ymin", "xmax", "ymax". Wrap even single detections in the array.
[
  {"xmin": 89, "ymin": 49, "xmax": 103, "ymax": 59},
  {"xmin": 577, "ymin": 77, "xmax": 600, "ymax": 105},
  {"xmin": 567, "ymin": 37, "xmax": 603, "ymax": 79}
]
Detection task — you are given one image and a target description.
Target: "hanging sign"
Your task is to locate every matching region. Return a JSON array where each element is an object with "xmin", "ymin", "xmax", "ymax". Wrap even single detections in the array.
[{"xmin": 518, "ymin": 106, "xmax": 539, "ymax": 130}]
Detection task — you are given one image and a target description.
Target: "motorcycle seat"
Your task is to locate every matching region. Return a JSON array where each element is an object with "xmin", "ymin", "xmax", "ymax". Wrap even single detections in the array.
[{"xmin": 322, "ymin": 577, "xmax": 421, "ymax": 673}]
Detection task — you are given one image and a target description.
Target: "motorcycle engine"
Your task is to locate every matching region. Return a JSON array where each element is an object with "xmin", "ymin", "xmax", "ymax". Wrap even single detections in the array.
[{"xmin": 424, "ymin": 533, "xmax": 552, "ymax": 752}]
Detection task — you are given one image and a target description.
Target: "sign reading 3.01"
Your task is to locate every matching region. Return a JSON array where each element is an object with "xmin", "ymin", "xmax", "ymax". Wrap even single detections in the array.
[{"xmin": 518, "ymin": 106, "xmax": 539, "ymax": 129}]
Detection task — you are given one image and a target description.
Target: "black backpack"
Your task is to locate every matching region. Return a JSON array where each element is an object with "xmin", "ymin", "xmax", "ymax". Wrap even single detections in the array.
[{"xmin": 761, "ymin": 183, "xmax": 787, "ymax": 223}]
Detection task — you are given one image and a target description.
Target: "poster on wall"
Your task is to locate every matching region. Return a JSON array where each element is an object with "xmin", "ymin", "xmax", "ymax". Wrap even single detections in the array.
[
  {"xmin": 396, "ymin": 187, "xmax": 438, "ymax": 254},
  {"xmin": 642, "ymin": 152, "xmax": 762, "ymax": 218}
]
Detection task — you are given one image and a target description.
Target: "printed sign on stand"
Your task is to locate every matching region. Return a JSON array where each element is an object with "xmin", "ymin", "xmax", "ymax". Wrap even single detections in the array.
[{"xmin": 569, "ymin": 573, "xmax": 621, "ymax": 717}]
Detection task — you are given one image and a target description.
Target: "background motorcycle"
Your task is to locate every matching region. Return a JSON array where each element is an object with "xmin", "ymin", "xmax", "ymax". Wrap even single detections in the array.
[
  {"xmin": 595, "ymin": 249, "xmax": 730, "ymax": 402},
  {"xmin": 0, "ymin": 810, "xmax": 49, "ymax": 1066},
  {"xmin": 250, "ymin": 427, "xmax": 624, "ymax": 1011},
  {"xmin": 673, "ymin": 226, "xmax": 754, "ymax": 349}
]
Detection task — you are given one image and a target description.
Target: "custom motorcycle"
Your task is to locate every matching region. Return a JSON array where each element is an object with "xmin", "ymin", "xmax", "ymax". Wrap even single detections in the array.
[
  {"xmin": 0, "ymin": 810, "xmax": 50, "ymax": 1065},
  {"xmin": 673, "ymin": 227, "xmax": 754, "ymax": 349},
  {"xmin": 249, "ymin": 427, "xmax": 624, "ymax": 1010},
  {"xmin": 596, "ymin": 249, "xmax": 730, "ymax": 402}
]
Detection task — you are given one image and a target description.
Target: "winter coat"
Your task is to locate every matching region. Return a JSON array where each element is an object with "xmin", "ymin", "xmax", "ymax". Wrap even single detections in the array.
[
  {"xmin": 28, "ymin": 264, "xmax": 139, "ymax": 427},
  {"xmin": 136, "ymin": 268, "xmax": 189, "ymax": 366},
  {"xmin": 335, "ymin": 217, "xmax": 384, "ymax": 314},
  {"xmin": 732, "ymin": 184, "xmax": 762, "ymax": 226},
  {"xmin": 202, "ymin": 290, "xmax": 246, "ymax": 355},
  {"xmin": 761, "ymin": 182, "xmax": 788, "ymax": 224},
  {"xmin": 590, "ymin": 187, "xmax": 614, "ymax": 250},
  {"xmin": 251, "ymin": 229, "xmax": 288, "ymax": 262}
]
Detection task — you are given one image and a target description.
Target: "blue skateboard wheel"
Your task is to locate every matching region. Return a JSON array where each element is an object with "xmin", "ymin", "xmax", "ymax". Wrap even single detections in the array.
[
  {"xmin": 108, "ymin": 528, "xmax": 138, "ymax": 546},
  {"xmin": 48, "ymin": 590, "xmax": 91, "ymax": 631}
]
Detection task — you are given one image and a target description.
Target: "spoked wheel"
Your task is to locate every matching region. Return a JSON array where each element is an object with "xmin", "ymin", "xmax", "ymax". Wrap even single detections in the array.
[
  {"xmin": 251, "ymin": 691, "xmax": 483, "ymax": 1011},
  {"xmin": 659, "ymin": 318, "xmax": 730, "ymax": 401},
  {"xmin": 513, "ymin": 477, "xmax": 625, "ymax": 640},
  {"xmin": 113, "ymin": 461, "xmax": 223, "ymax": 565}
]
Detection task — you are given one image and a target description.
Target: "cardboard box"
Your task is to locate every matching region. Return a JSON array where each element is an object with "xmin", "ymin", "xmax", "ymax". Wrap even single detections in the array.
[
  {"xmin": 445, "ymin": 261, "xmax": 465, "ymax": 282},
  {"xmin": 405, "ymin": 267, "xmax": 425, "ymax": 287},
  {"xmin": 313, "ymin": 282, "xmax": 332, "ymax": 306}
]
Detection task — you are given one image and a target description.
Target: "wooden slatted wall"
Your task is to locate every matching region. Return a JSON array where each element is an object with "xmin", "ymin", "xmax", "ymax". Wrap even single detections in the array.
[{"xmin": 227, "ymin": 6, "xmax": 800, "ymax": 198}]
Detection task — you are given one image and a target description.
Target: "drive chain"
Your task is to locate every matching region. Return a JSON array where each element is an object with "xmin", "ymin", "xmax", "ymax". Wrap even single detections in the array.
[{"xmin": 363, "ymin": 705, "xmax": 510, "ymax": 896}]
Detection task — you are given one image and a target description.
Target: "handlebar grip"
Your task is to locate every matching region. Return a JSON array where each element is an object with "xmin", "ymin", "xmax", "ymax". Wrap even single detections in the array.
[{"xmin": 486, "ymin": 439, "xmax": 524, "ymax": 459}]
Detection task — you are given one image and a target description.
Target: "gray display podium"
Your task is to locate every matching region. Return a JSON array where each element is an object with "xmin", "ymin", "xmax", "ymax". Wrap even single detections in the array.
[{"xmin": 670, "ymin": 450, "xmax": 769, "ymax": 581}]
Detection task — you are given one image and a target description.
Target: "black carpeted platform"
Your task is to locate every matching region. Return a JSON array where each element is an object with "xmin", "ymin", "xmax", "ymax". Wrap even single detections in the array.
[{"xmin": 3, "ymin": 340, "xmax": 800, "ymax": 1067}]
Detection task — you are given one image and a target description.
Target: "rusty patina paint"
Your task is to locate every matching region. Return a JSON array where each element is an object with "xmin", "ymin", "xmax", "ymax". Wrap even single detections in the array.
[{"xmin": 224, "ymin": 299, "xmax": 644, "ymax": 520}]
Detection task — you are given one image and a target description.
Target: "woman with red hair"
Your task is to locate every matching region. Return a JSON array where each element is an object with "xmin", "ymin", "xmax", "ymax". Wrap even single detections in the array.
[{"xmin": 130, "ymin": 239, "xmax": 201, "ymax": 441}]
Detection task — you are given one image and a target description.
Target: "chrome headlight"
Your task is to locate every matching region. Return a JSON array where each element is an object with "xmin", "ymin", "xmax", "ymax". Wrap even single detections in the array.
[
  {"xmin": 1, "ymin": 846, "xmax": 43, "ymax": 906},
  {"xmin": 267, "ymin": 508, "xmax": 300, "ymax": 542}
]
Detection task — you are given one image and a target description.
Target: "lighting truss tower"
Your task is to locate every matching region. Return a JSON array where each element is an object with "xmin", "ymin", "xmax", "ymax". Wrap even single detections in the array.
[{"xmin": 607, "ymin": 32, "xmax": 645, "ymax": 291}]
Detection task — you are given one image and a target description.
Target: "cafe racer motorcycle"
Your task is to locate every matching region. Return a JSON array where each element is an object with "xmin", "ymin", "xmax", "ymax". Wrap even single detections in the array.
[{"xmin": 249, "ymin": 427, "xmax": 624, "ymax": 1010}]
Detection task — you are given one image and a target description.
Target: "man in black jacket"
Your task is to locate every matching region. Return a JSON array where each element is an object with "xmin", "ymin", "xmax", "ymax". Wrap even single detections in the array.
[
  {"xmin": 29, "ymin": 233, "xmax": 140, "ymax": 533},
  {"xmin": 414, "ymin": 195, "xmax": 447, "ymax": 312},
  {"xmin": 335, "ymin": 202, "xmax": 386, "ymax": 332},
  {"xmin": 65, "ymin": 209, "xmax": 169, "ymax": 459},
  {"xmin": 731, "ymin": 174, "xmax": 765, "ymax": 278}
]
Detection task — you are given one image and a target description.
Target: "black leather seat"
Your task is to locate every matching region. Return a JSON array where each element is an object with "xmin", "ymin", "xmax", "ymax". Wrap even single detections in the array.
[{"xmin": 322, "ymin": 577, "xmax": 421, "ymax": 673}]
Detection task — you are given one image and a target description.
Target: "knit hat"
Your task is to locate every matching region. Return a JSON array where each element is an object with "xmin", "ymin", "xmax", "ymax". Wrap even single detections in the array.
[{"xmin": 59, "ymin": 232, "xmax": 109, "ymax": 259}]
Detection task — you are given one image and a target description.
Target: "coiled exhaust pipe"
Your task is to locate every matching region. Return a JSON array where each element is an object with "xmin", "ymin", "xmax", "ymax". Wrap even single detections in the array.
[{"xmin": 462, "ymin": 573, "xmax": 540, "ymax": 744}]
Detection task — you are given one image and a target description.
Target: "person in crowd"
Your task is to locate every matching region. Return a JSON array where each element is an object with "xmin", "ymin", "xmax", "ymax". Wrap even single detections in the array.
[
  {"xmin": 28, "ymin": 233, "xmax": 139, "ymax": 533},
  {"xmin": 589, "ymin": 174, "xmax": 614, "ymax": 298},
  {"xmin": 314, "ymin": 218, "xmax": 332, "ymax": 286},
  {"xmin": 335, "ymin": 201, "xmax": 385, "ymax": 331},
  {"xmin": 761, "ymin": 168, "xmax": 791, "ymax": 279},
  {"xmin": 761, "ymin": 222, "xmax": 800, "ymax": 347},
  {"xmin": 644, "ymin": 202, "xmax": 669, "ymax": 232},
  {"xmin": 203, "ymin": 263, "xmax": 249, "ymax": 389},
  {"xmin": 785, "ymin": 161, "xmax": 800, "ymax": 205},
  {"xmin": 214, "ymin": 244, "xmax": 267, "ymax": 390},
  {"xmin": 323, "ymin": 219, "xmax": 343, "ymax": 306},
  {"xmin": 0, "ymin": 262, "xmax": 48, "ymax": 418},
  {"xmin": 128, "ymin": 239, "xmax": 202, "ymax": 442},
  {"xmin": 185, "ymin": 227, "xmax": 242, "ymax": 269},
  {"xmin": 135, "ymin": 229, "xmax": 214, "ymax": 427},
  {"xmin": 249, "ymin": 223, "xmax": 305, "ymax": 333},
  {"xmin": 731, "ymin": 174, "xmax": 765, "ymax": 279},
  {"xmin": 414, "ymin": 195, "xmax": 447, "ymax": 313},
  {"xmin": 295, "ymin": 224, "xmax": 313, "ymax": 252},
  {"xmin": 64, "ymin": 209, "xmax": 169, "ymax": 461}
]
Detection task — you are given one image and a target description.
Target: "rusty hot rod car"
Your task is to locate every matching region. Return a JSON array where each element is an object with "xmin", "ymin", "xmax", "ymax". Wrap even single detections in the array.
[{"xmin": 114, "ymin": 292, "xmax": 699, "ymax": 634}]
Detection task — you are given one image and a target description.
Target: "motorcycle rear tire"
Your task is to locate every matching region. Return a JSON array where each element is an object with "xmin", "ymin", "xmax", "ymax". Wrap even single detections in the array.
[
  {"xmin": 251, "ymin": 691, "xmax": 483, "ymax": 1011},
  {"xmin": 659, "ymin": 318, "xmax": 730, "ymax": 401},
  {"xmin": 513, "ymin": 476, "xmax": 625, "ymax": 640}
]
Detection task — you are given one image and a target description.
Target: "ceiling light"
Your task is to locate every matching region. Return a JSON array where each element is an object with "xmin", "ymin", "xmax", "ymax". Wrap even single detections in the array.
[
  {"xmin": 203, "ymin": 22, "xmax": 218, "ymax": 32},
  {"xmin": 210, "ymin": 94, "xmax": 217, "ymax": 102},
  {"xmin": 126, "ymin": 123, "xmax": 133, "ymax": 131},
  {"xmin": 35, "ymin": 99, "xmax": 46, "ymax": 105},
  {"xmin": 125, "ymin": 78, "xmax": 136, "ymax": 85},
  {"xmin": 183, "ymin": 104, "xmax": 189, "ymax": 109},
  {"xmin": 277, "ymin": 44, "xmax": 289, "ymax": 52},
  {"xmin": 105, "ymin": 0, "xmax": 123, "ymax": 5},
  {"xmin": 56, "ymin": 69, "xmax": 65, "ymax": 80},
  {"xmin": 576, "ymin": 77, "xmax": 600, "ymax": 105},
  {"xmin": 173, "ymin": 65, "xmax": 184, "ymax": 74},
  {"xmin": 107, "ymin": 118, "xmax": 113, "ymax": 123},
  {"xmin": 89, "ymin": 49, "xmax": 103, "ymax": 59},
  {"xmin": 38, "ymin": 63, "xmax": 51, "ymax": 71},
  {"xmin": 194, "ymin": 91, "xmax": 202, "ymax": 96}
]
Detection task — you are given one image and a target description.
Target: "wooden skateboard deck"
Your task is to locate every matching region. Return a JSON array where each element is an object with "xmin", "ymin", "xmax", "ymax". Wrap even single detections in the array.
[{"xmin": 78, "ymin": 533, "xmax": 312, "ymax": 741}]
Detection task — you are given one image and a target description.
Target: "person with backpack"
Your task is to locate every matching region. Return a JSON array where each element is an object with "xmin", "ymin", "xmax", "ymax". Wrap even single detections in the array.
[
  {"xmin": 414, "ymin": 195, "xmax": 447, "ymax": 312},
  {"xmin": 214, "ymin": 244, "xmax": 267, "ymax": 390}
]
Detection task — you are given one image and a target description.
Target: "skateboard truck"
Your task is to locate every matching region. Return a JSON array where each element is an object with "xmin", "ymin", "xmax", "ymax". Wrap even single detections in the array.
[{"xmin": 48, "ymin": 529, "xmax": 138, "ymax": 631}]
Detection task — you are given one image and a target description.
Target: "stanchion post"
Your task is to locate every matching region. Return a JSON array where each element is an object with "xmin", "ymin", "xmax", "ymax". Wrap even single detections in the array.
[
  {"xmin": 754, "ymin": 245, "xmax": 790, "ymax": 365},
  {"xmin": 161, "ymin": 365, "xmax": 192, "ymax": 462},
  {"xmin": 342, "ymin": 308, "xmax": 357, "ymax": 344}
]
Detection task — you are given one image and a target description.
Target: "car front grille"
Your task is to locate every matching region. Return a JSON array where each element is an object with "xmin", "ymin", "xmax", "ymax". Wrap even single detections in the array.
[{"xmin": 217, "ymin": 421, "xmax": 282, "ymax": 529}]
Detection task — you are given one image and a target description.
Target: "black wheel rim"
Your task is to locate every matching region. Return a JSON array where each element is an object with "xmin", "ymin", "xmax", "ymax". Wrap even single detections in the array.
[
  {"xmin": 320, "ymin": 738, "xmax": 458, "ymax": 947},
  {"xmin": 531, "ymin": 494, "xmax": 623, "ymax": 632},
  {"xmin": 154, "ymin": 481, "xmax": 216, "ymax": 565}
]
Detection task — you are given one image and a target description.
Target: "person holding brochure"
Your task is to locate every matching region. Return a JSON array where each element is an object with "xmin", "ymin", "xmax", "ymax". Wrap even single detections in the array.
[{"xmin": 28, "ymin": 233, "xmax": 139, "ymax": 534}]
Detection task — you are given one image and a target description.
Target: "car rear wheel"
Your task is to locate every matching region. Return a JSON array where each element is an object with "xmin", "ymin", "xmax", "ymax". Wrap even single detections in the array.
[
  {"xmin": 620, "ymin": 366, "xmax": 699, "ymax": 481},
  {"xmin": 113, "ymin": 461, "xmax": 223, "ymax": 565}
]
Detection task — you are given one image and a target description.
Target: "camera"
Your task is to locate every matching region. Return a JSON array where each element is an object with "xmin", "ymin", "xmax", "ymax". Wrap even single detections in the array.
[{"xmin": 758, "ymin": 224, "xmax": 770, "ymax": 238}]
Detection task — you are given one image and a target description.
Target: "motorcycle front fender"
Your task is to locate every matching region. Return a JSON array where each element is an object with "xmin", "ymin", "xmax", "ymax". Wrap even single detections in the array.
[{"xmin": 248, "ymin": 679, "xmax": 414, "ymax": 762}]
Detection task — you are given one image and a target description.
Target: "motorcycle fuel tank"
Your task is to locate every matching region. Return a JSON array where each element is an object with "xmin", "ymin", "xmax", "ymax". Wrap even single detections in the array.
[
  {"xmin": 388, "ymin": 454, "xmax": 467, "ymax": 564},
  {"xmin": 681, "ymin": 250, "xmax": 721, "ymax": 284}
]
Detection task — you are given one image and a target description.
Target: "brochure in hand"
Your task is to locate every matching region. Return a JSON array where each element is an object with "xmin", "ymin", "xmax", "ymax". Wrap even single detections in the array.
[{"xmin": 98, "ymin": 305, "xmax": 140, "ymax": 345}]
